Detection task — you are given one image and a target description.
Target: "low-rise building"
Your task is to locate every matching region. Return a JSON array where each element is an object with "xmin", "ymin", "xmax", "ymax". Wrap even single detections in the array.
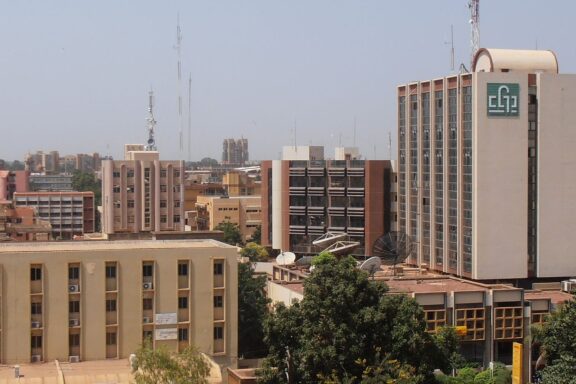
[
  {"xmin": 0, "ymin": 170, "xmax": 29, "ymax": 202},
  {"xmin": 195, "ymin": 196, "xmax": 261, "ymax": 242},
  {"xmin": 29, "ymin": 174, "xmax": 73, "ymax": 192}
]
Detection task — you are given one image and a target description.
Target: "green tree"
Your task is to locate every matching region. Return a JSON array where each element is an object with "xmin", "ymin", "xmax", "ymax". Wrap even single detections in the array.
[
  {"xmin": 133, "ymin": 339, "xmax": 210, "ymax": 384},
  {"xmin": 241, "ymin": 242, "xmax": 269, "ymax": 262},
  {"xmin": 258, "ymin": 256, "xmax": 454, "ymax": 383},
  {"xmin": 473, "ymin": 363, "xmax": 510, "ymax": 384},
  {"xmin": 215, "ymin": 221, "xmax": 243, "ymax": 246},
  {"xmin": 238, "ymin": 262, "xmax": 270, "ymax": 359},
  {"xmin": 540, "ymin": 355, "xmax": 576, "ymax": 384},
  {"xmin": 434, "ymin": 326, "xmax": 465, "ymax": 375},
  {"xmin": 249, "ymin": 224, "xmax": 262, "ymax": 244}
]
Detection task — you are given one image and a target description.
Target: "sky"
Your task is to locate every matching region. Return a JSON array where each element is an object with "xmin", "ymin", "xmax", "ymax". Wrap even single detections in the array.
[{"xmin": 1, "ymin": 1, "xmax": 575, "ymax": 162}]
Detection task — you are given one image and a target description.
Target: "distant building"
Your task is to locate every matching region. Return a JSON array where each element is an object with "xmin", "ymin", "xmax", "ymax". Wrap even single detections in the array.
[
  {"xmin": 195, "ymin": 195, "xmax": 261, "ymax": 241},
  {"xmin": 0, "ymin": 170, "xmax": 29, "ymax": 202},
  {"xmin": 282, "ymin": 145, "xmax": 324, "ymax": 161},
  {"xmin": 14, "ymin": 191, "xmax": 95, "ymax": 240},
  {"xmin": 101, "ymin": 147, "xmax": 185, "ymax": 236},
  {"xmin": 30, "ymin": 174, "xmax": 73, "ymax": 192},
  {"xmin": 261, "ymin": 159, "xmax": 392, "ymax": 255},
  {"xmin": 222, "ymin": 138, "xmax": 249, "ymax": 166},
  {"xmin": 62, "ymin": 153, "xmax": 102, "ymax": 173},
  {"xmin": 397, "ymin": 48, "xmax": 576, "ymax": 280},
  {"xmin": 222, "ymin": 170, "xmax": 261, "ymax": 197},
  {"xmin": 0, "ymin": 203, "xmax": 51, "ymax": 242},
  {"xmin": 26, "ymin": 151, "xmax": 60, "ymax": 174},
  {"xmin": 334, "ymin": 147, "xmax": 361, "ymax": 161}
]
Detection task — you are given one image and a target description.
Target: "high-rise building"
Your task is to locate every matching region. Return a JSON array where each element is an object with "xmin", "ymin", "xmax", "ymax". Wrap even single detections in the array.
[
  {"xmin": 261, "ymin": 159, "xmax": 392, "ymax": 255},
  {"xmin": 222, "ymin": 138, "xmax": 249, "ymax": 166},
  {"xmin": 102, "ymin": 147, "xmax": 185, "ymax": 236},
  {"xmin": 0, "ymin": 170, "xmax": 29, "ymax": 202},
  {"xmin": 397, "ymin": 48, "xmax": 576, "ymax": 280}
]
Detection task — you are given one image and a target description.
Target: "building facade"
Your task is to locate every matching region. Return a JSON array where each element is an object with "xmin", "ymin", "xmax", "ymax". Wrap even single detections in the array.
[
  {"xmin": 261, "ymin": 159, "xmax": 392, "ymax": 255},
  {"xmin": 14, "ymin": 192, "xmax": 95, "ymax": 240},
  {"xmin": 222, "ymin": 139, "xmax": 249, "ymax": 166},
  {"xmin": 0, "ymin": 170, "xmax": 29, "ymax": 203},
  {"xmin": 30, "ymin": 174, "xmax": 73, "ymax": 192},
  {"xmin": 101, "ymin": 150, "xmax": 185, "ymax": 235},
  {"xmin": 195, "ymin": 196, "xmax": 261, "ymax": 241},
  {"xmin": 397, "ymin": 48, "xmax": 576, "ymax": 280},
  {"xmin": 0, "ymin": 239, "xmax": 238, "ymax": 368}
]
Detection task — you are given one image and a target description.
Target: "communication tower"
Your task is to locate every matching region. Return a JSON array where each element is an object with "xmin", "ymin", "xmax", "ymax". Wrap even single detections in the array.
[
  {"xmin": 145, "ymin": 90, "xmax": 157, "ymax": 151},
  {"xmin": 469, "ymin": 0, "xmax": 480, "ymax": 67}
]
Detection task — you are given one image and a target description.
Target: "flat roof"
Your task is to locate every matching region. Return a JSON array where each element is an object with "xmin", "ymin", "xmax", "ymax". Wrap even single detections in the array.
[
  {"xmin": 0, "ymin": 238, "xmax": 235, "ymax": 254},
  {"xmin": 382, "ymin": 277, "xmax": 513, "ymax": 294},
  {"xmin": 525, "ymin": 290, "xmax": 573, "ymax": 305}
]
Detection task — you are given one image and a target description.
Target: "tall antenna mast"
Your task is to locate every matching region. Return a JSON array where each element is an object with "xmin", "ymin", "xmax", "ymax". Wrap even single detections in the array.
[
  {"xmin": 187, "ymin": 73, "xmax": 192, "ymax": 162},
  {"xmin": 450, "ymin": 25, "xmax": 455, "ymax": 71},
  {"xmin": 145, "ymin": 90, "xmax": 157, "ymax": 151},
  {"xmin": 175, "ymin": 13, "xmax": 184, "ymax": 156},
  {"xmin": 388, "ymin": 131, "xmax": 392, "ymax": 160},
  {"xmin": 469, "ymin": 0, "xmax": 480, "ymax": 68}
]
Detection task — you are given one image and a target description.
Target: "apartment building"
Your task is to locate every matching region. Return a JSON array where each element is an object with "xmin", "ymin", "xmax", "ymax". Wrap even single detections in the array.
[
  {"xmin": 0, "ymin": 203, "xmax": 51, "ymax": 242},
  {"xmin": 14, "ymin": 192, "xmax": 95, "ymax": 240},
  {"xmin": 261, "ymin": 159, "xmax": 392, "ymax": 255},
  {"xmin": 0, "ymin": 170, "xmax": 29, "ymax": 202},
  {"xmin": 195, "ymin": 196, "xmax": 261, "ymax": 241},
  {"xmin": 397, "ymin": 48, "xmax": 576, "ymax": 280},
  {"xmin": 29, "ymin": 174, "xmax": 73, "ymax": 192},
  {"xmin": 101, "ymin": 148, "xmax": 185, "ymax": 235},
  {"xmin": 222, "ymin": 138, "xmax": 249, "ymax": 166},
  {"xmin": 0, "ymin": 239, "xmax": 238, "ymax": 369}
]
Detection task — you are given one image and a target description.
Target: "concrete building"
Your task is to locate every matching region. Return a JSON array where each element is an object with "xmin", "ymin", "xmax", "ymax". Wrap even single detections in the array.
[
  {"xmin": 282, "ymin": 146, "xmax": 324, "ymax": 161},
  {"xmin": 261, "ymin": 159, "xmax": 392, "ymax": 255},
  {"xmin": 397, "ymin": 48, "xmax": 576, "ymax": 280},
  {"xmin": 222, "ymin": 170, "xmax": 261, "ymax": 197},
  {"xmin": 0, "ymin": 239, "xmax": 238, "ymax": 369},
  {"xmin": 0, "ymin": 203, "xmax": 51, "ymax": 242},
  {"xmin": 29, "ymin": 174, "xmax": 73, "ymax": 192},
  {"xmin": 222, "ymin": 139, "xmax": 249, "ymax": 166},
  {"xmin": 25, "ymin": 151, "xmax": 60, "ymax": 175},
  {"xmin": 102, "ymin": 147, "xmax": 185, "ymax": 236},
  {"xmin": 195, "ymin": 196, "xmax": 261, "ymax": 242},
  {"xmin": 14, "ymin": 192, "xmax": 95, "ymax": 240},
  {"xmin": 334, "ymin": 147, "xmax": 361, "ymax": 161},
  {"xmin": 0, "ymin": 170, "xmax": 29, "ymax": 203}
]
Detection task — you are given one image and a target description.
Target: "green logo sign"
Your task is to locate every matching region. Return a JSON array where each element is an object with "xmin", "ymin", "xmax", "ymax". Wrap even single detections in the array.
[{"xmin": 487, "ymin": 83, "xmax": 519, "ymax": 117}]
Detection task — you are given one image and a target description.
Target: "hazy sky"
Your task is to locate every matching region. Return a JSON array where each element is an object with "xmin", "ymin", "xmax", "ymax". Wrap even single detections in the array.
[{"xmin": 1, "ymin": 1, "xmax": 575, "ymax": 162}]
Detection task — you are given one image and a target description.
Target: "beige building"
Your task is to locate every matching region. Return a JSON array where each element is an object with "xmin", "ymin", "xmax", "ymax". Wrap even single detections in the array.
[
  {"xmin": 397, "ymin": 48, "xmax": 576, "ymax": 280},
  {"xmin": 0, "ymin": 239, "xmax": 238, "ymax": 370},
  {"xmin": 102, "ymin": 146, "xmax": 185, "ymax": 235},
  {"xmin": 195, "ymin": 196, "xmax": 261, "ymax": 242}
]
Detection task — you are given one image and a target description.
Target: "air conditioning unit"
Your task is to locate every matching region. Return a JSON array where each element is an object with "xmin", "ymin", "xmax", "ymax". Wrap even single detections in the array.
[
  {"xmin": 69, "ymin": 356, "xmax": 80, "ymax": 363},
  {"xmin": 31, "ymin": 321, "xmax": 41, "ymax": 328},
  {"xmin": 69, "ymin": 285, "xmax": 80, "ymax": 293},
  {"xmin": 143, "ymin": 282, "xmax": 153, "ymax": 290},
  {"xmin": 69, "ymin": 319, "xmax": 80, "ymax": 327},
  {"xmin": 143, "ymin": 317, "xmax": 152, "ymax": 324},
  {"xmin": 31, "ymin": 355, "xmax": 41, "ymax": 363},
  {"xmin": 562, "ymin": 280, "xmax": 574, "ymax": 293}
]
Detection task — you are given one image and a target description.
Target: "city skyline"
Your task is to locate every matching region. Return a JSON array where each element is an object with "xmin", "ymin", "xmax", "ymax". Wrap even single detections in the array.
[{"xmin": 1, "ymin": 1, "xmax": 575, "ymax": 162}]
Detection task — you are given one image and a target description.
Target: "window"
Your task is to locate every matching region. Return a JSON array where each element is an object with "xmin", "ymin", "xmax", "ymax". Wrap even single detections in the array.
[
  {"xmin": 214, "ymin": 262, "xmax": 224, "ymax": 275},
  {"xmin": 127, "ymin": 170, "xmax": 134, "ymax": 178},
  {"xmin": 69, "ymin": 334, "xmax": 80, "ymax": 347},
  {"xmin": 69, "ymin": 301, "xmax": 80, "ymax": 313},
  {"xmin": 160, "ymin": 169, "xmax": 167, "ymax": 178},
  {"xmin": 214, "ymin": 326, "xmax": 224, "ymax": 340},
  {"xmin": 174, "ymin": 200, "xmax": 181, "ymax": 208},
  {"xmin": 128, "ymin": 215, "xmax": 135, "ymax": 223},
  {"xmin": 160, "ymin": 200, "xmax": 167, "ymax": 208},
  {"xmin": 174, "ymin": 215, "xmax": 181, "ymax": 223},
  {"xmin": 178, "ymin": 328, "xmax": 188, "ymax": 341},
  {"xmin": 178, "ymin": 263, "xmax": 188, "ymax": 276},
  {"xmin": 106, "ymin": 265, "xmax": 117, "ymax": 278},
  {"xmin": 142, "ymin": 264, "xmax": 153, "ymax": 277},
  {"xmin": 127, "ymin": 185, "xmax": 135, "ymax": 193},
  {"xmin": 174, "ymin": 170, "xmax": 181, "ymax": 178},
  {"xmin": 106, "ymin": 299, "xmax": 117, "ymax": 312},
  {"xmin": 31, "ymin": 335, "xmax": 43, "ymax": 349},
  {"xmin": 143, "ymin": 298, "xmax": 153, "ymax": 311},
  {"xmin": 174, "ymin": 185, "xmax": 181, "ymax": 193},
  {"xmin": 31, "ymin": 267, "xmax": 42, "ymax": 281},
  {"xmin": 178, "ymin": 297, "xmax": 188, "ymax": 309},
  {"xmin": 143, "ymin": 330, "xmax": 153, "ymax": 341},
  {"xmin": 106, "ymin": 332, "xmax": 117, "ymax": 346},
  {"xmin": 160, "ymin": 185, "xmax": 167, "ymax": 192},
  {"xmin": 113, "ymin": 171, "xmax": 120, "ymax": 178},
  {"xmin": 31, "ymin": 302, "xmax": 42, "ymax": 315},
  {"xmin": 69, "ymin": 266, "xmax": 80, "ymax": 280},
  {"xmin": 214, "ymin": 295, "xmax": 223, "ymax": 308},
  {"xmin": 160, "ymin": 215, "xmax": 167, "ymax": 223},
  {"xmin": 113, "ymin": 186, "xmax": 121, "ymax": 193},
  {"xmin": 127, "ymin": 200, "xmax": 135, "ymax": 208}
]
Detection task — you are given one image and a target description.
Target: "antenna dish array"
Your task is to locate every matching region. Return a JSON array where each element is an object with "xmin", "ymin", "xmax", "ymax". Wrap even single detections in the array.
[{"xmin": 276, "ymin": 251, "xmax": 296, "ymax": 266}]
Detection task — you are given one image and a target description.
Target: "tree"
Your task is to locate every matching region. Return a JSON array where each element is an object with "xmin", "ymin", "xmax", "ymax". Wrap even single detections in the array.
[
  {"xmin": 215, "ymin": 221, "xmax": 243, "ymax": 245},
  {"xmin": 241, "ymin": 242, "xmax": 269, "ymax": 262},
  {"xmin": 472, "ymin": 363, "xmax": 510, "ymax": 384},
  {"xmin": 249, "ymin": 224, "xmax": 262, "ymax": 244},
  {"xmin": 238, "ymin": 262, "xmax": 270, "ymax": 358},
  {"xmin": 537, "ymin": 295, "xmax": 576, "ymax": 383},
  {"xmin": 133, "ymin": 339, "xmax": 210, "ymax": 384},
  {"xmin": 258, "ymin": 255, "xmax": 454, "ymax": 383}
]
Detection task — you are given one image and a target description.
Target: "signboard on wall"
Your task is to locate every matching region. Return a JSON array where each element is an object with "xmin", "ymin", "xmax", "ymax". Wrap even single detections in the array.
[
  {"xmin": 155, "ymin": 328, "xmax": 178, "ymax": 341},
  {"xmin": 155, "ymin": 313, "xmax": 177, "ymax": 325},
  {"xmin": 487, "ymin": 83, "xmax": 520, "ymax": 117}
]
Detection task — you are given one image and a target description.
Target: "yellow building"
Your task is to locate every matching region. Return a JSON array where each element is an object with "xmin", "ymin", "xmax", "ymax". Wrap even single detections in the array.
[
  {"xmin": 196, "ymin": 196, "xmax": 261, "ymax": 242},
  {"xmin": 0, "ymin": 239, "xmax": 238, "ymax": 370}
]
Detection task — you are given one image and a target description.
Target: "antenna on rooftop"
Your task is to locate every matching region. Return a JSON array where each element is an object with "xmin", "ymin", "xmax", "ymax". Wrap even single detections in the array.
[
  {"xmin": 468, "ymin": 0, "xmax": 480, "ymax": 68},
  {"xmin": 293, "ymin": 119, "xmax": 297, "ymax": 150},
  {"xmin": 388, "ymin": 132, "xmax": 392, "ymax": 160},
  {"xmin": 353, "ymin": 115, "xmax": 357, "ymax": 147},
  {"xmin": 145, "ymin": 90, "xmax": 157, "ymax": 151},
  {"xmin": 188, "ymin": 73, "xmax": 192, "ymax": 162},
  {"xmin": 175, "ymin": 13, "xmax": 184, "ymax": 157}
]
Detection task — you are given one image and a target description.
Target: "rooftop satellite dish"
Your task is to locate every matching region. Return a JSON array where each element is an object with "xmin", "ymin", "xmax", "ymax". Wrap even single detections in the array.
[
  {"xmin": 372, "ymin": 231, "xmax": 415, "ymax": 274},
  {"xmin": 312, "ymin": 232, "xmax": 348, "ymax": 248},
  {"xmin": 276, "ymin": 251, "xmax": 296, "ymax": 266},
  {"xmin": 359, "ymin": 256, "xmax": 382, "ymax": 278},
  {"xmin": 295, "ymin": 256, "xmax": 314, "ymax": 267},
  {"xmin": 322, "ymin": 240, "xmax": 360, "ymax": 257}
]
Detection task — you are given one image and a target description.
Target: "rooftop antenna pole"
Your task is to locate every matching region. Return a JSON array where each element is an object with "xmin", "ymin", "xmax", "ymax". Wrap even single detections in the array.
[
  {"xmin": 388, "ymin": 131, "xmax": 392, "ymax": 160},
  {"xmin": 469, "ymin": 0, "xmax": 480, "ymax": 68},
  {"xmin": 187, "ymin": 73, "xmax": 192, "ymax": 162},
  {"xmin": 293, "ymin": 119, "xmax": 297, "ymax": 150},
  {"xmin": 176, "ymin": 13, "xmax": 184, "ymax": 157},
  {"xmin": 145, "ymin": 90, "xmax": 157, "ymax": 151},
  {"xmin": 450, "ymin": 25, "xmax": 455, "ymax": 71},
  {"xmin": 353, "ymin": 115, "xmax": 357, "ymax": 147}
]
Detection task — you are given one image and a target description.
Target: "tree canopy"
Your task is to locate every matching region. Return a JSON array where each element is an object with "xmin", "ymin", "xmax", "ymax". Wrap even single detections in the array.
[
  {"xmin": 133, "ymin": 340, "xmax": 210, "ymax": 384},
  {"xmin": 258, "ymin": 255, "xmax": 457, "ymax": 383},
  {"xmin": 215, "ymin": 221, "xmax": 243, "ymax": 246},
  {"xmin": 241, "ymin": 242, "xmax": 269, "ymax": 262},
  {"xmin": 238, "ymin": 262, "xmax": 270, "ymax": 358}
]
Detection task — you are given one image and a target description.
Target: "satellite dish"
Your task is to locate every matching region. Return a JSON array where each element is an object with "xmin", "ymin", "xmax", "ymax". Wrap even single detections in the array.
[
  {"xmin": 276, "ymin": 251, "xmax": 296, "ymax": 266},
  {"xmin": 372, "ymin": 231, "xmax": 415, "ymax": 271},
  {"xmin": 295, "ymin": 256, "xmax": 314, "ymax": 266},
  {"xmin": 312, "ymin": 232, "xmax": 348, "ymax": 248},
  {"xmin": 359, "ymin": 256, "xmax": 382, "ymax": 277},
  {"xmin": 322, "ymin": 240, "xmax": 360, "ymax": 257}
]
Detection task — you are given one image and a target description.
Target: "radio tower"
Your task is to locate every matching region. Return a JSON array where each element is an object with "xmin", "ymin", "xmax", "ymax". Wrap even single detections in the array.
[
  {"xmin": 469, "ymin": 0, "xmax": 480, "ymax": 68},
  {"xmin": 175, "ymin": 14, "xmax": 184, "ymax": 156},
  {"xmin": 145, "ymin": 90, "xmax": 157, "ymax": 151}
]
